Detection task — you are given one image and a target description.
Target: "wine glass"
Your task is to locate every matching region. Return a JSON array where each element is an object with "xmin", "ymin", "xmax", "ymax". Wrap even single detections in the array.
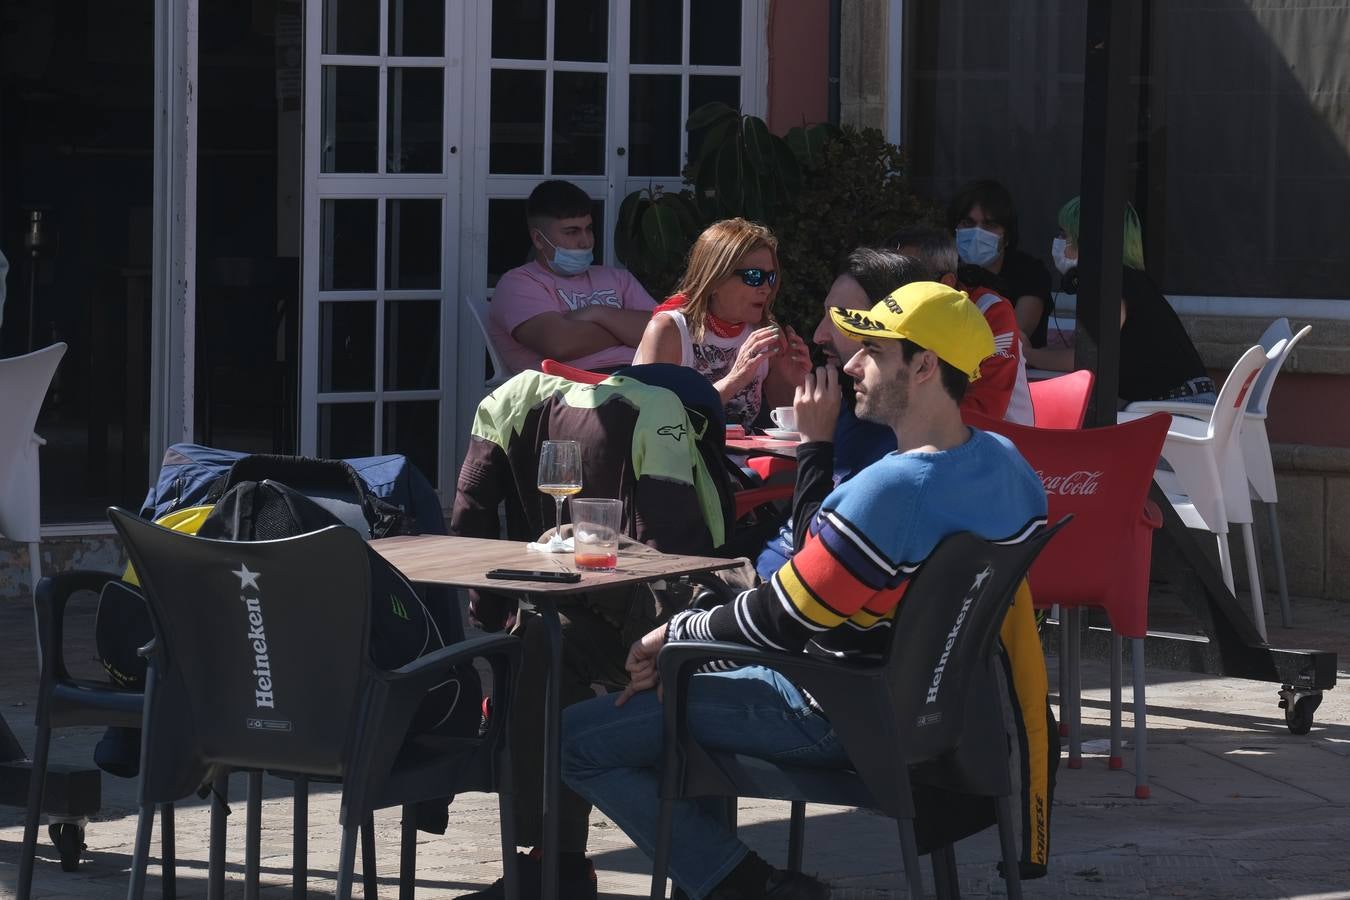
[{"xmin": 537, "ymin": 440, "xmax": 582, "ymax": 551}]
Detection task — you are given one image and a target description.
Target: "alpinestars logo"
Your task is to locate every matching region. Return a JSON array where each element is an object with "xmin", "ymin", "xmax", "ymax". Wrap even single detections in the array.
[
  {"xmin": 234, "ymin": 564, "xmax": 276, "ymax": 709},
  {"xmin": 925, "ymin": 565, "xmax": 993, "ymax": 704},
  {"xmin": 657, "ymin": 423, "xmax": 687, "ymax": 441}
]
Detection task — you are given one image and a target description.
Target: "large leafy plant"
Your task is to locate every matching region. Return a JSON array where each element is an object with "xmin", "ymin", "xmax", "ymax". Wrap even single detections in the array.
[{"xmin": 615, "ymin": 102, "xmax": 936, "ymax": 335}]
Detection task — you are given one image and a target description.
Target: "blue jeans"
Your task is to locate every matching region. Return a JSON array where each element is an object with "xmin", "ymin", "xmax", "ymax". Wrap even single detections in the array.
[{"xmin": 562, "ymin": 665, "xmax": 848, "ymax": 899}]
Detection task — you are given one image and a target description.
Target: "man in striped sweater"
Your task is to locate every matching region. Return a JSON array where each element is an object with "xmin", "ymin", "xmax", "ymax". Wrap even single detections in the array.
[{"xmin": 562, "ymin": 282, "xmax": 1050, "ymax": 899}]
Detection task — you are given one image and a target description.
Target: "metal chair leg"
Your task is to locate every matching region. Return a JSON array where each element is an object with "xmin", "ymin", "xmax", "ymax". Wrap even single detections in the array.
[
  {"xmin": 1240, "ymin": 522, "xmax": 1268, "ymax": 642},
  {"xmin": 208, "ymin": 774, "xmax": 228, "ymax": 900},
  {"xmin": 1066, "ymin": 608, "xmax": 1082, "ymax": 769},
  {"xmin": 931, "ymin": 845, "xmax": 955, "ymax": 899},
  {"xmin": 1055, "ymin": 606, "xmax": 1067, "ymax": 737},
  {"xmin": 17, "ymin": 720, "xmax": 52, "ymax": 900},
  {"xmin": 160, "ymin": 803, "xmax": 177, "ymax": 899},
  {"xmin": 995, "ymin": 794, "xmax": 1022, "ymax": 900},
  {"xmin": 1109, "ymin": 632, "xmax": 1124, "ymax": 770},
  {"xmin": 649, "ymin": 796, "xmax": 676, "ymax": 900},
  {"xmin": 399, "ymin": 805, "xmax": 417, "ymax": 900},
  {"xmin": 498, "ymin": 789, "xmax": 520, "ymax": 900},
  {"xmin": 126, "ymin": 802, "xmax": 156, "ymax": 900},
  {"xmin": 336, "ymin": 821, "xmax": 360, "ymax": 900},
  {"xmin": 246, "ymin": 772, "xmax": 263, "ymax": 900},
  {"xmin": 897, "ymin": 819, "xmax": 925, "ymax": 899},
  {"xmin": 293, "ymin": 776, "xmax": 309, "ymax": 900},
  {"xmin": 1266, "ymin": 502, "xmax": 1293, "ymax": 627},
  {"xmin": 787, "ymin": 801, "xmax": 806, "ymax": 872},
  {"xmin": 1132, "ymin": 638, "xmax": 1151, "ymax": 799},
  {"xmin": 361, "ymin": 813, "xmax": 379, "ymax": 898},
  {"xmin": 1216, "ymin": 532, "xmax": 1235, "ymax": 593}
]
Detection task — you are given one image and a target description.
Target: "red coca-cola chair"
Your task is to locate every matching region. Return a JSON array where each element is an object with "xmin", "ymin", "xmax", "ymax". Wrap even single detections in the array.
[
  {"xmin": 968, "ymin": 411, "xmax": 1171, "ymax": 798},
  {"xmin": 1028, "ymin": 369, "xmax": 1095, "ymax": 429},
  {"xmin": 540, "ymin": 358, "xmax": 608, "ymax": 384}
]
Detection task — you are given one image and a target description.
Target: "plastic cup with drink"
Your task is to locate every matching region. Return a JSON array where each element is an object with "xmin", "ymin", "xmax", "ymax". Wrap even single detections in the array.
[{"xmin": 571, "ymin": 498, "xmax": 622, "ymax": 572}]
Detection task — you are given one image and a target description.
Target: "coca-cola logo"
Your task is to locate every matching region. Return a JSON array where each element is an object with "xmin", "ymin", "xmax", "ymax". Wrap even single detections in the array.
[{"xmin": 1038, "ymin": 469, "xmax": 1102, "ymax": 496}]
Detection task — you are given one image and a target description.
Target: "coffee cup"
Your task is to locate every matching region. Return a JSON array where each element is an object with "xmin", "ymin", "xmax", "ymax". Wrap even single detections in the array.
[{"xmin": 769, "ymin": 406, "xmax": 797, "ymax": 431}]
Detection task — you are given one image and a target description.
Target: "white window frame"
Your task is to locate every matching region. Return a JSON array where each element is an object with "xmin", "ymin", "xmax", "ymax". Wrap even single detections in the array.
[{"xmin": 300, "ymin": 0, "xmax": 464, "ymax": 495}]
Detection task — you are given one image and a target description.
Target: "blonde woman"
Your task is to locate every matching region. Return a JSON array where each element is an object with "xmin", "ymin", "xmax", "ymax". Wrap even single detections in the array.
[{"xmin": 634, "ymin": 218, "xmax": 810, "ymax": 427}]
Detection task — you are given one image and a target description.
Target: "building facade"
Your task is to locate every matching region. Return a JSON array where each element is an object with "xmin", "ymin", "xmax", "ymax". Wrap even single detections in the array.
[{"xmin": 3, "ymin": 0, "xmax": 1349, "ymax": 600}]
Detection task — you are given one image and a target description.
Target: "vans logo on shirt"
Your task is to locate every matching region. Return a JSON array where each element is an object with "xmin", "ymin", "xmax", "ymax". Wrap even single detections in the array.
[{"xmin": 556, "ymin": 288, "xmax": 621, "ymax": 311}]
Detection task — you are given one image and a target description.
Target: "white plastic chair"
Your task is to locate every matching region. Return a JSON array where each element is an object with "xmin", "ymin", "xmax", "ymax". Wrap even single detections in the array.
[
  {"xmin": 1236, "ymin": 320, "xmax": 1311, "ymax": 626},
  {"xmin": 1120, "ymin": 343, "xmax": 1274, "ymax": 640},
  {"xmin": 0, "ymin": 343, "xmax": 68, "ymax": 626},
  {"xmin": 465, "ymin": 295, "xmax": 512, "ymax": 389}
]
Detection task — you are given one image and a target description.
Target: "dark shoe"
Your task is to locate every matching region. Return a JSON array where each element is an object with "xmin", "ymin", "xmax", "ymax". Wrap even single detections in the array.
[
  {"xmin": 764, "ymin": 870, "xmax": 831, "ymax": 899},
  {"xmin": 709, "ymin": 868, "xmax": 831, "ymax": 900},
  {"xmin": 456, "ymin": 850, "xmax": 598, "ymax": 900}
]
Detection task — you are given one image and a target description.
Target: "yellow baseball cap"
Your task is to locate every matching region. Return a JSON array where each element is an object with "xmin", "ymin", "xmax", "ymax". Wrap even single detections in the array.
[{"xmin": 828, "ymin": 281, "xmax": 994, "ymax": 380}]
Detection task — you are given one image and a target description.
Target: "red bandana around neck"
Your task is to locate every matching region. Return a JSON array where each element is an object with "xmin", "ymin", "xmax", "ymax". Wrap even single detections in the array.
[{"xmin": 654, "ymin": 293, "xmax": 747, "ymax": 339}]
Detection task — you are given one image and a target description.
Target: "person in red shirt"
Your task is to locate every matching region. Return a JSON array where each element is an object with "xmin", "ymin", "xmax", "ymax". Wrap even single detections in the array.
[{"xmin": 889, "ymin": 225, "xmax": 1034, "ymax": 425}]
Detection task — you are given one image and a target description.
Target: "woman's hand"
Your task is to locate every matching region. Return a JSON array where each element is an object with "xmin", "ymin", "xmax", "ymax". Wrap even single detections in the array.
[
  {"xmin": 794, "ymin": 366, "xmax": 841, "ymax": 443},
  {"xmin": 771, "ymin": 325, "xmax": 813, "ymax": 378},
  {"xmin": 715, "ymin": 325, "xmax": 782, "ymax": 397}
]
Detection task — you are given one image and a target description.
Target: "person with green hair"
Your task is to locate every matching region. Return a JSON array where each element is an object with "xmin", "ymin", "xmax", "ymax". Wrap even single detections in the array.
[{"xmin": 1025, "ymin": 197, "xmax": 1214, "ymax": 405}]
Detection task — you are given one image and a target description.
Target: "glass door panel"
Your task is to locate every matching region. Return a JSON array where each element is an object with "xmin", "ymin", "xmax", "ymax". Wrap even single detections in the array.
[{"xmin": 304, "ymin": 0, "xmax": 458, "ymax": 493}]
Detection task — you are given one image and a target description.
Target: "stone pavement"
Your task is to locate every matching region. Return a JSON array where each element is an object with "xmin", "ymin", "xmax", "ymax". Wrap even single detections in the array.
[{"xmin": 0, "ymin": 587, "xmax": 1348, "ymax": 898}]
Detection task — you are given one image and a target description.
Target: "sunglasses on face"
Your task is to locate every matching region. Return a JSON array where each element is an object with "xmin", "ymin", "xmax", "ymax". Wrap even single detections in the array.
[{"xmin": 734, "ymin": 267, "xmax": 778, "ymax": 288}]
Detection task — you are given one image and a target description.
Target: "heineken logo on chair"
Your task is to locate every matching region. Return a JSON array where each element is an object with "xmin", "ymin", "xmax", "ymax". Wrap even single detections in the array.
[{"xmin": 234, "ymin": 564, "xmax": 278, "ymax": 711}]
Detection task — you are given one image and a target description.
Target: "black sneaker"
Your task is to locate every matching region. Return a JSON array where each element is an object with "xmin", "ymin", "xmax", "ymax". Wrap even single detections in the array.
[{"xmin": 457, "ymin": 850, "xmax": 598, "ymax": 900}]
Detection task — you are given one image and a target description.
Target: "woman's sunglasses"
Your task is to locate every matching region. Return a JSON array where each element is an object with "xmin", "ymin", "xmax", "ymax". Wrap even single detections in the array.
[{"xmin": 734, "ymin": 267, "xmax": 778, "ymax": 288}]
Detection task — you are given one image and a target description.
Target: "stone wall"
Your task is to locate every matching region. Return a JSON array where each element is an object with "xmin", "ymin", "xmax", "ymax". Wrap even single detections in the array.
[{"xmin": 0, "ymin": 535, "xmax": 122, "ymax": 603}]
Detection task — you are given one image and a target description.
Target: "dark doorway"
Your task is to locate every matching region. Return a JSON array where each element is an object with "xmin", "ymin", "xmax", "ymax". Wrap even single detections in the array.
[
  {"xmin": 194, "ymin": 0, "xmax": 303, "ymax": 455},
  {"xmin": 0, "ymin": 0, "xmax": 155, "ymax": 521}
]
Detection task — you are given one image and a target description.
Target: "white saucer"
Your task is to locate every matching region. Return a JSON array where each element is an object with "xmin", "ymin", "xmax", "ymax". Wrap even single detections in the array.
[{"xmin": 763, "ymin": 428, "xmax": 800, "ymax": 441}]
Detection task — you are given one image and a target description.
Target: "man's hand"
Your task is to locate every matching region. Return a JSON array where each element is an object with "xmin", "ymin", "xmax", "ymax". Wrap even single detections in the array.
[
  {"xmin": 615, "ymin": 621, "xmax": 670, "ymax": 706},
  {"xmin": 793, "ymin": 366, "xmax": 841, "ymax": 443}
]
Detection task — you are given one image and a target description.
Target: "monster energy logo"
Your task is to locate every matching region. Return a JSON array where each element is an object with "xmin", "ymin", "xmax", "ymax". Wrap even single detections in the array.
[{"xmin": 390, "ymin": 593, "xmax": 410, "ymax": 621}]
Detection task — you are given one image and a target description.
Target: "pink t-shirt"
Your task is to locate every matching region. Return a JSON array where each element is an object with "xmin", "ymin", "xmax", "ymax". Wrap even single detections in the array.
[{"xmin": 489, "ymin": 261, "xmax": 656, "ymax": 374}]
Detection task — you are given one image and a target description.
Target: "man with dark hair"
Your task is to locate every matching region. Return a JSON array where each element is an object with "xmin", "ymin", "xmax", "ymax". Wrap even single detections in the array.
[
  {"xmin": 489, "ymin": 179, "xmax": 656, "ymax": 374},
  {"xmin": 944, "ymin": 178, "xmax": 1054, "ymax": 348},
  {"xmin": 562, "ymin": 282, "xmax": 1054, "ymax": 898},
  {"xmin": 889, "ymin": 225, "xmax": 1033, "ymax": 425},
  {"xmin": 754, "ymin": 247, "xmax": 927, "ymax": 579}
]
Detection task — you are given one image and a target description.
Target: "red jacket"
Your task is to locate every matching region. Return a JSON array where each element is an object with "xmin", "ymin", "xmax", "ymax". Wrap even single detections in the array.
[{"xmin": 960, "ymin": 285, "xmax": 1032, "ymax": 425}]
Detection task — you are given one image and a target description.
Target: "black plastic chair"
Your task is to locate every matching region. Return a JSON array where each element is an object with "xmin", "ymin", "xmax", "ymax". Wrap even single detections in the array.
[
  {"xmin": 651, "ymin": 519, "xmax": 1068, "ymax": 900},
  {"xmin": 107, "ymin": 508, "xmax": 522, "ymax": 900},
  {"xmin": 17, "ymin": 576, "xmax": 179, "ymax": 900}
]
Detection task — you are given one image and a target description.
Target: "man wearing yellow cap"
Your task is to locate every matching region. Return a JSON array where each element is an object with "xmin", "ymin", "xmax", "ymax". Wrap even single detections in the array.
[{"xmin": 561, "ymin": 282, "xmax": 1051, "ymax": 900}]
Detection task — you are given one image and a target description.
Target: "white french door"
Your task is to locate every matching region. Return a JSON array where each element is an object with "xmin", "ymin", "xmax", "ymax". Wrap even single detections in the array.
[
  {"xmin": 302, "ymin": 0, "xmax": 767, "ymax": 500},
  {"xmin": 301, "ymin": 0, "xmax": 463, "ymax": 493}
]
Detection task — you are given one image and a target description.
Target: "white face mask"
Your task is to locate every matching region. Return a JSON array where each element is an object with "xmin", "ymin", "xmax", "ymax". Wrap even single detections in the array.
[
  {"xmin": 955, "ymin": 226, "xmax": 1002, "ymax": 267},
  {"xmin": 1051, "ymin": 237, "xmax": 1075, "ymax": 275}
]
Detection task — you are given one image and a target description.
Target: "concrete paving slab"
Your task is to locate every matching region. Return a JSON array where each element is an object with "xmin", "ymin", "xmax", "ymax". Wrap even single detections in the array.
[{"xmin": 3, "ymin": 585, "xmax": 1350, "ymax": 897}]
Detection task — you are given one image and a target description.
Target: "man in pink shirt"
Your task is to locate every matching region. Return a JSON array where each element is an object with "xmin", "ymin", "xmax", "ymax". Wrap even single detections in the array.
[{"xmin": 489, "ymin": 180, "xmax": 656, "ymax": 374}]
